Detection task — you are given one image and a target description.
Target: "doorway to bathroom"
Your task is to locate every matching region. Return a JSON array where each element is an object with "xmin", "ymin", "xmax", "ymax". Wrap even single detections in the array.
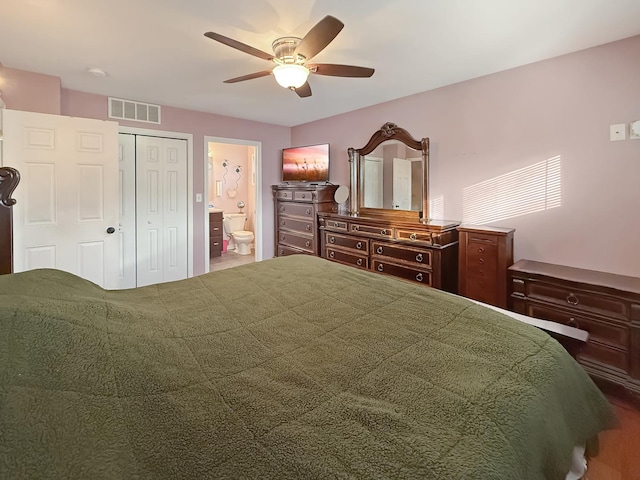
[{"xmin": 204, "ymin": 136, "xmax": 261, "ymax": 273}]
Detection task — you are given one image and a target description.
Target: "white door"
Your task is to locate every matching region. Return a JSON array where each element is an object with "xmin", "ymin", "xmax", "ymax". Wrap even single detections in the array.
[
  {"xmin": 2, "ymin": 109, "xmax": 120, "ymax": 288},
  {"xmin": 136, "ymin": 136, "xmax": 188, "ymax": 287},
  {"xmin": 392, "ymin": 157, "xmax": 412, "ymax": 210},
  {"xmin": 363, "ymin": 156, "xmax": 383, "ymax": 208},
  {"xmin": 117, "ymin": 133, "xmax": 137, "ymax": 289}
]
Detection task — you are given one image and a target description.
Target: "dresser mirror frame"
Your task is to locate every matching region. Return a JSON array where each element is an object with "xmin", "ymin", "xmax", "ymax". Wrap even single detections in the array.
[{"xmin": 348, "ymin": 122, "xmax": 429, "ymax": 221}]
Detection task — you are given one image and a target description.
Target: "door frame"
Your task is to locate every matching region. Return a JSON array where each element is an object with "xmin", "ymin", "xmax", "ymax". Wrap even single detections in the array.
[
  {"xmin": 203, "ymin": 136, "xmax": 263, "ymax": 272},
  {"xmin": 119, "ymin": 125, "xmax": 194, "ymax": 278}
]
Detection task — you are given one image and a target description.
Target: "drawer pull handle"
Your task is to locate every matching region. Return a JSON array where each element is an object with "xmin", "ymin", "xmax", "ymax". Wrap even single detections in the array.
[
  {"xmin": 329, "ymin": 236, "xmax": 335, "ymax": 244},
  {"xmin": 381, "ymin": 229, "xmax": 387, "ymax": 235},
  {"xmin": 567, "ymin": 317, "xmax": 579, "ymax": 328},
  {"xmin": 376, "ymin": 246, "xmax": 383, "ymax": 254},
  {"xmin": 329, "ymin": 251, "xmax": 335, "ymax": 259},
  {"xmin": 478, "ymin": 258, "xmax": 485, "ymax": 264},
  {"xmin": 280, "ymin": 249, "xmax": 284, "ymax": 255},
  {"xmin": 281, "ymin": 234, "xmax": 285, "ymax": 240},
  {"xmin": 301, "ymin": 193, "xmax": 306, "ymax": 198},
  {"xmin": 306, "ymin": 209, "xmax": 311, "ymax": 215},
  {"xmin": 353, "ymin": 225, "xmax": 360, "ymax": 231},
  {"xmin": 305, "ymin": 241, "xmax": 311, "ymax": 247},
  {"xmin": 566, "ymin": 294, "xmax": 579, "ymax": 305},
  {"xmin": 356, "ymin": 242, "xmax": 363, "ymax": 249},
  {"xmin": 306, "ymin": 225, "xmax": 311, "ymax": 231},
  {"xmin": 377, "ymin": 264, "xmax": 384, "ymax": 272},
  {"xmin": 416, "ymin": 273, "xmax": 424, "ymax": 282},
  {"xmin": 213, "ymin": 227, "xmax": 219, "ymax": 231},
  {"xmin": 478, "ymin": 247, "xmax": 484, "ymax": 253},
  {"xmin": 409, "ymin": 233, "xmax": 417, "ymax": 241},
  {"xmin": 281, "ymin": 220, "xmax": 286, "ymax": 226},
  {"xmin": 356, "ymin": 258, "xmax": 363, "ymax": 266},
  {"xmin": 280, "ymin": 206, "xmax": 285, "ymax": 212},
  {"xmin": 416, "ymin": 253, "xmax": 423, "ymax": 262}
]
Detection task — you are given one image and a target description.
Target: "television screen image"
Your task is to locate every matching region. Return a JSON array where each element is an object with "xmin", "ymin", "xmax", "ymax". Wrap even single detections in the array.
[{"xmin": 282, "ymin": 143, "xmax": 329, "ymax": 182}]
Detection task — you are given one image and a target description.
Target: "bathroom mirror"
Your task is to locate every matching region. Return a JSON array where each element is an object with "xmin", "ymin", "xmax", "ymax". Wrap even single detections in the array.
[{"xmin": 348, "ymin": 122, "xmax": 429, "ymax": 221}]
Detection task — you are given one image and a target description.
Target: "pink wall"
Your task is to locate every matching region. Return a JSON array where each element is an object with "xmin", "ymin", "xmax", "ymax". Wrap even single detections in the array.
[
  {"xmin": 0, "ymin": 66, "xmax": 61, "ymax": 114},
  {"xmin": 60, "ymin": 89, "xmax": 290, "ymax": 274},
  {"xmin": 292, "ymin": 35, "xmax": 640, "ymax": 278}
]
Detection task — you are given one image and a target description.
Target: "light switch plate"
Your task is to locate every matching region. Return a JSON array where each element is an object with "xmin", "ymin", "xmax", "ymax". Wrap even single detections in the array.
[
  {"xmin": 195, "ymin": 193, "xmax": 203, "ymax": 202},
  {"xmin": 630, "ymin": 120, "xmax": 640, "ymax": 139},
  {"xmin": 610, "ymin": 124, "xmax": 626, "ymax": 141}
]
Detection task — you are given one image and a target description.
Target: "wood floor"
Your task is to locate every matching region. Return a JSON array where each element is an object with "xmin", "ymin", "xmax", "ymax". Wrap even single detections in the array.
[{"xmin": 587, "ymin": 393, "xmax": 640, "ymax": 480}]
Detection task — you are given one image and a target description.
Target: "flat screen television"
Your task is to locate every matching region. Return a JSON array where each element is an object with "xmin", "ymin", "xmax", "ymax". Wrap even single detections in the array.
[{"xmin": 282, "ymin": 143, "xmax": 330, "ymax": 183}]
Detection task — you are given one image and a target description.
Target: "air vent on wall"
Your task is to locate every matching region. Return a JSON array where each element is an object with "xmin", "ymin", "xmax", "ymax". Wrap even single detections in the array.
[{"xmin": 108, "ymin": 97, "xmax": 161, "ymax": 124}]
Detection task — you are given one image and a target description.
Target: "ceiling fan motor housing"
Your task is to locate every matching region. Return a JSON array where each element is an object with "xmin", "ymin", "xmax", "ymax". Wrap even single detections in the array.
[{"xmin": 272, "ymin": 37, "xmax": 303, "ymax": 64}]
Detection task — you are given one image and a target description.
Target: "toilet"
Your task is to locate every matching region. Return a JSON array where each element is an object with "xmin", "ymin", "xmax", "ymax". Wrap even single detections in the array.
[{"xmin": 223, "ymin": 213, "xmax": 254, "ymax": 255}]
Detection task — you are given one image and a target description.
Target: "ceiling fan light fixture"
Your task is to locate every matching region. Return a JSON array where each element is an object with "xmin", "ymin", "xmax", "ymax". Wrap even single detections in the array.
[{"xmin": 273, "ymin": 64, "xmax": 309, "ymax": 89}]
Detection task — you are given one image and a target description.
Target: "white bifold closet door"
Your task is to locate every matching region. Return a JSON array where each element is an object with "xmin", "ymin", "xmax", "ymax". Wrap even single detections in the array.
[
  {"xmin": 118, "ymin": 133, "xmax": 188, "ymax": 288},
  {"xmin": 2, "ymin": 109, "xmax": 120, "ymax": 289}
]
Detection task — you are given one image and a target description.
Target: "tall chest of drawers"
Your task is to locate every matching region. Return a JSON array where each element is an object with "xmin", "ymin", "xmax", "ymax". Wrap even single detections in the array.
[
  {"xmin": 509, "ymin": 259, "xmax": 640, "ymax": 398},
  {"xmin": 458, "ymin": 225, "xmax": 514, "ymax": 308},
  {"xmin": 319, "ymin": 212, "xmax": 459, "ymax": 293},
  {"xmin": 273, "ymin": 184, "xmax": 338, "ymax": 257}
]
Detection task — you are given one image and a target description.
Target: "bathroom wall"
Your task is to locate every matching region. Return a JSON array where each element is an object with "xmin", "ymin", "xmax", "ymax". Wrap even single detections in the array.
[{"xmin": 208, "ymin": 142, "xmax": 255, "ymax": 232}]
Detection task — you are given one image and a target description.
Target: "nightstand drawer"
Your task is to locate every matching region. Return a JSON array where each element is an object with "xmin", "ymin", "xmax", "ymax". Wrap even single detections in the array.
[
  {"xmin": 528, "ymin": 303, "xmax": 629, "ymax": 350},
  {"xmin": 527, "ymin": 283, "xmax": 627, "ymax": 321}
]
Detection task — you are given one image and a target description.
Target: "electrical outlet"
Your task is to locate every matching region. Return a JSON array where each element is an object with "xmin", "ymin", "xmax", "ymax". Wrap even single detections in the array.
[
  {"xmin": 195, "ymin": 193, "xmax": 202, "ymax": 202},
  {"xmin": 610, "ymin": 124, "xmax": 626, "ymax": 141}
]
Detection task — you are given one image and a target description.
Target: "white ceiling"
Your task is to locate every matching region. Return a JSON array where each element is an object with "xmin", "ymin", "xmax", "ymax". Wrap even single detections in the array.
[{"xmin": 2, "ymin": 0, "xmax": 640, "ymax": 127}]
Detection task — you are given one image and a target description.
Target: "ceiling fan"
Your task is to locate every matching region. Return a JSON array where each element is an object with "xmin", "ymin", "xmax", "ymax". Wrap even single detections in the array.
[{"xmin": 204, "ymin": 15, "xmax": 374, "ymax": 98}]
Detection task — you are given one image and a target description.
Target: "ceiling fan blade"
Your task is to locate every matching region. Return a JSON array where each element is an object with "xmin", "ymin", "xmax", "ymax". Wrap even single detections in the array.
[
  {"xmin": 204, "ymin": 32, "xmax": 273, "ymax": 61},
  {"xmin": 309, "ymin": 64, "xmax": 375, "ymax": 78},
  {"xmin": 223, "ymin": 70, "xmax": 273, "ymax": 83},
  {"xmin": 294, "ymin": 16, "xmax": 344, "ymax": 61},
  {"xmin": 294, "ymin": 82, "xmax": 312, "ymax": 98}
]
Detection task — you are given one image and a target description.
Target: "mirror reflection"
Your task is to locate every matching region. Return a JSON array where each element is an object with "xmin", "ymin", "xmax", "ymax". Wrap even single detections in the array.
[{"xmin": 362, "ymin": 140, "xmax": 423, "ymax": 211}]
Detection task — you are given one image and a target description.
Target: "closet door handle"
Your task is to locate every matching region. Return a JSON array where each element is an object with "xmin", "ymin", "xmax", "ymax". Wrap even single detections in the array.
[{"xmin": 106, "ymin": 227, "xmax": 116, "ymax": 234}]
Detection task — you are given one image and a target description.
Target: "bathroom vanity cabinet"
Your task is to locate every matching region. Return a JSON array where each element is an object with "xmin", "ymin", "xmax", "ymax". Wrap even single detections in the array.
[
  {"xmin": 273, "ymin": 184, "xmax": 339, "ymax": 257},
  {"xmin": 209, "ymin": 210, "xmax": 223, "ymax": 258}
]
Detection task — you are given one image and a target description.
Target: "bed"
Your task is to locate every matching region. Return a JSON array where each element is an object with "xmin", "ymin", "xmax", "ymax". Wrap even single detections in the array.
[{"xmin": 0, "ymin": 167, "xmax": 615, "ymax": 479}]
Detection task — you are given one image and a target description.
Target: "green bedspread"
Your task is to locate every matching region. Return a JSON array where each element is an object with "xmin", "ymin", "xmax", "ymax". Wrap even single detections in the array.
[{"xmin": 0, "ymin": 255, "xmax": 614, "ymax": 479}]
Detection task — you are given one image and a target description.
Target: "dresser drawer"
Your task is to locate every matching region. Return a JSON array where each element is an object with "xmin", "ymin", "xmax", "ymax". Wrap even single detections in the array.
[
  {"xmin": 371, "ymin": 260, "xmax": 432, "ymax": 286},
  {"xmin": 528, "ymin": 303, "xmax": 629, "ymax": 350},
  {"xmin": 396, "ymin": 229, "xmax": 433, "ymax": 245},
  {"xmin": 325, "ymin": 232, "xmax": 369, "ymax": 254},
  {"xmin": 581, "ymin": 342, "xmax": 629, "ymax": 374},
  {"xmin": 527, "ymin": 282, "xmax": 628, "ymax": 321},
  {"xmin": 466, "ymin": 275, "xmax": 499, "ymax": 305},
  {"xmin": 279, "ymin": 216, "xmax": 314, "ymax": 234},
  {"xmin": 293, "ymin": 190, "xmax": 314, "ymax": 202},
  {"xmin": 278, "ymin": 231, "xmax": 314, "ymax": 253},
  {"xmin": 466, "ymin": 232, "xmax": 499, "ymax": 246},
  {"xmin": 371, "ymin": 241, "xmax": 432, "ymax": 268},
  {"xmin": 277, "ymin": 202, "xmax": 315, "ymax": 218},
  {"xmin": 276, "ymin": 190, "xmax": 293, "ymax": 200},
  {"xmin": 326, "ymin": 247, "xmax": 368, "ymax": 270},
  {"xmin": 277, "ymin": 244, "xmax": 305, "ymax": 257},
  {"xmin": 324, "ymin": 218, "xmax": 348, "ymax": 232},
  {"xmin": 350, "ymin": 223, "xmax": 393, "ymax": 239}
]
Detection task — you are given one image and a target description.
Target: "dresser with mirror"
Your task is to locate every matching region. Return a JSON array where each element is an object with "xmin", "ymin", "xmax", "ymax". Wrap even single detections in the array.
[{"xmin": 319, "ymin": 122, "xmax": 460, "ymax": 293}]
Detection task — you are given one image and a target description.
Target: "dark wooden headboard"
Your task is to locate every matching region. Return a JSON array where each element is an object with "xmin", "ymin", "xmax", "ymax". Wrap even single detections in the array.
[{"xmin": 0, "ymin": 167, "xmax": 20, "ymax": 275}]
